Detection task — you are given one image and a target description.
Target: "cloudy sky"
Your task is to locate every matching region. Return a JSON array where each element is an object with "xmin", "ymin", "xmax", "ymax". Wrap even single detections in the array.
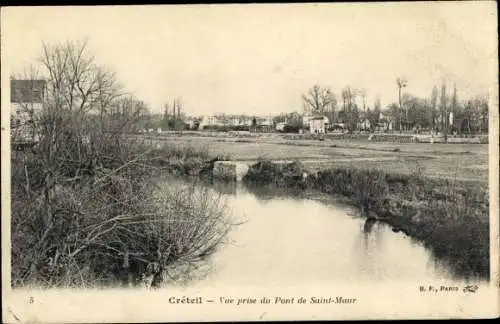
[{"xmin": 2, "ymin": 3, "xmax": 497, "ymax": 116}]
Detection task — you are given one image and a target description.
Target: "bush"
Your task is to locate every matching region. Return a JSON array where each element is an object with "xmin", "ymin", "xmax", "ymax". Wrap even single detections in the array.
[
  {"xmin": 243, "ymin": 159, "xmax": 308, "ymax": 189},
  {"xmin": 202, "ymin": 125, "xmax": 250, "ymax": 132},
  {"xmin": 282, "ymin": 125, "xmax": 300, "ymax": 133}
]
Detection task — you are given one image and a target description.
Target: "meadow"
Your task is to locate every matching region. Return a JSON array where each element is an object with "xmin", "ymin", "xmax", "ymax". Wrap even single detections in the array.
[{"xmin": 147, "ymin": 134, "xmax": 489, "ymax": 183}]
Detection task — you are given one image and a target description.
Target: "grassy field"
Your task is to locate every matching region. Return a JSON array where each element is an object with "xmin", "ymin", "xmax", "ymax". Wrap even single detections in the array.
[{"xmin": 148, "ymin": 135, "xmax": 489, "ymax": 183}]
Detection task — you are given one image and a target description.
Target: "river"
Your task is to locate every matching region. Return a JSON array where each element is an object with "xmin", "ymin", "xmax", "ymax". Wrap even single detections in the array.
[{"xmin": 159, "ymin": 178, "xmax": 486, "ymax": 288}]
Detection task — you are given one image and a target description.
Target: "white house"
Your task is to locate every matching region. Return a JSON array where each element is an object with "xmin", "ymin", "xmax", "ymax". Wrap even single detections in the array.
[
  {"xmin": 303, "ymin": 115, "xmax": 329, "ymax": 133},
  {"xmin": 357, "ymin": 118, "xmax": 371, "ymax": 130},
  {"xmin": 230, "ymin": 116, "xmax": 252, "ymax": 126},
  {"xmin": 309, "ymin": 116, "xmax": 327, "ymax": 134},
  {"xmin": 198, "ymin": 115, "xmax": 221, "ymax": 130}
]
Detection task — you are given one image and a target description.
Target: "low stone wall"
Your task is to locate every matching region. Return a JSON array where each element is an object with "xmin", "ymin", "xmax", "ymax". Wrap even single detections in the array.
[
  {"xmin": 368, "ymin": 134, "xmax": 419, "ymax": 143},
  {"xmin": 368, "ymin": 133, "xmax": 487, "ymax": 144}
]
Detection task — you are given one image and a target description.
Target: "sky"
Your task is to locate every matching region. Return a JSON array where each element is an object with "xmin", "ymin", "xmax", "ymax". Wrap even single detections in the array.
[{"xmin": 1, "ymin": 3, "xmax": 498, "ymax": 116}]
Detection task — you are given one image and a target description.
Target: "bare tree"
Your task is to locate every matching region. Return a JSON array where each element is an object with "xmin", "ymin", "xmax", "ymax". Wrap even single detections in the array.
[
  {"xmin": 163, "ymin": 103, "xmax": 170, "ymax": 131},
  {"xmin": 173, "ymin": 98, "xmax": 182, "ymax": 132},
  {"xmin": 440, "ymin": 82, "xmax": 448, "ymax": 141},
  {"xmin": 360, "ymin": 88, "xmax": 367, "ymax": 130},
  {"xmin": 367, "ymin": 96, "xmax": 381, "ymax": 131},
  {"xmin": 302, "ymin": 85, "xmax": 336, "ymax": 116},
  {"xmin": 430, "ymin": 85, "xmax": 438, "ymax": 131},
  {"xmin": 107, "ymin": 96, "xmax": 149, "ymax": 133},
  {"xmin": 39, "ymin": 38, "xmax": 122, "ymax": 116},
  {"xmin": 341, "ymin": 86, "xmax": 359, "ymax": 132},
  {"xmin": 15, "ymin": 39, "xmax": 125, "ymax": 235},
  {"xmin": 451, "ymin": 83, "xmax": 458, "ymax": 133},
  {"xmin": 396, "ymin": 77, "xmax": 407, "ymax": 132}
]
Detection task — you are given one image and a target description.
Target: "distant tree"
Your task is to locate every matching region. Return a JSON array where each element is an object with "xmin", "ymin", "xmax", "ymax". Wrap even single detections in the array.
[
  {"xmin": 440, "ymin": 82, "xmax": 448, "ymax": 141},
  {"xmin": 450, "ymin": 84, "xmax": 458, "ymax": 134},
  {"xmin": 341, "ymin": 86, "xmax": 359, "ymax": 132},
  {"xmin": 302, "ymin": 85, "xmax": 336, "ymax": 116},
  {"xmin": 367, "ymin": 96, "xmax": 381, "ymax": 131},
  {"xmin": 163, "ymin": 103, "xmax": 170, "ymax": 130},
  {"xmin": 162, "ymin": 98, "xmax": 183, "ymax": 131},
  {"xmin": 286, "ymin": 112, "xmax": 303, "ymax": 129},
  {"xmin": 104, "ymin": 95, "xmax": 149, "ymax": 132},
  {"xmin": 385, "ymin": 103, "xmax": 401, "ymax": 131},
  {"xmin": 273, "ymin": 113, "xmax": 285, "ymax": 125},
  {"xmin": 404, "ymin": 94, "xmax": 432, "ymax": 130},
  {"xmin": 430, "ymin": 86, "xmax": 439, "ymax": 131},
  {"xmin": 473, "ymin": 95, "xmax": 489, "ymax": 133}
]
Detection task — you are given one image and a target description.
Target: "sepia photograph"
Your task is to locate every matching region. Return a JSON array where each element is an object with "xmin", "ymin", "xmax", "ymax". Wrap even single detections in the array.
[{"xmin": 1, "ymin": 2, "xmax": 499, "ymax": 322}]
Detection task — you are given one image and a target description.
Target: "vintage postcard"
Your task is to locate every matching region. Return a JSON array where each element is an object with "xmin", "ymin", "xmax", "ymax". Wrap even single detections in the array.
[{"xmin": 1, "ymin": 2, "xmax": 499, "ymax": 322}]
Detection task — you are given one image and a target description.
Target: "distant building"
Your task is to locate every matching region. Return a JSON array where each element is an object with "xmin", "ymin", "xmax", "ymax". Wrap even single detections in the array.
[
  {"xmin": 198, "ymin": 115, "xmax": 220, "ymax": 129},
  {"xmin": 10, "ymin": 79, "xmax": 46, "ymax": 143},
  {"xmin": 378, "ymin": 112, "xmax": 393, "ymax": 131},
  {"xmin": 357, "ymin": 118, "xmax": 371, "ymax": 130},
  {"xmin": 198, "ymin": 114, "xmax": 256, "ymax": 130},
  {"xmin": 308, "ymin": 116, "xmax": 328, "ymax": 134},
  {"xmin": 11, "ymin": 79, "xmax": 46, "ymax": 123},
  {"xmin": 275, "ymin": 122, "xmax": 286, "ymax": 132},
  {"xmin": 185, "ymin": 118, "xmax": 196, "ymax": 130},
  {"xmin": 233, "ymin": 116, "xmax": 253, "ymax": 126},
  {"xmin": 303, "ymin": 115, "xmax": 329, "ymax": 133}
]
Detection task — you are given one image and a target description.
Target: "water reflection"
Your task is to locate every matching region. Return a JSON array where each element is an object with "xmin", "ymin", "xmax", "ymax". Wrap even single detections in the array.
[
  {"xmin": 363, "ymin": 218, "xmax": 377, "ymax": 234},
  {"xmin": 162, "ymin": 178, "xmax": 486, "ymax": 287}
]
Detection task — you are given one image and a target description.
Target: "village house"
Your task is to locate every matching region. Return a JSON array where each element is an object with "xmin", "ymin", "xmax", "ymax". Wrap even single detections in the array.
[
  {"xmin": 357, "ymin": 112, "xmax": 371, "ymax": 131},
  {"xmin": 183, "ymin": 116, "xmax": 197, "ymax": 130},
  {"xmin": 10, "ymin": 79, "xmax": 46, "ymax": 143},
  {"xmin": 378, "ymin": 112, "xmax": 393, "ymax": 131},
  {"xmin": 303, "ymin": 115, "xmax": 329, "ymax": 133},
  {"xmin": 198, "ymin": 115, "xmax": 221, "ymax": 129},
  {"xmin": 198, "ymin": 114, "xmax": 265, "ymax": 130},
  {"xmin": 229, "ymin": 115, "xmax": 253, "ymax": 126},
  {"xmin": 308, "ymin": 116, "xmax": 329, "ymax": 134},
  {"xmin": 11, "ymin": 79, "xmax": 46, "ymax": 124}
]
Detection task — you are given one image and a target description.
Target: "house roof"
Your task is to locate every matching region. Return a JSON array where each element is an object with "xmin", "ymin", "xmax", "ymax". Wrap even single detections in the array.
[{"xmin": 11, "ymin": 80, "xmax": 46, "ymax": 103}]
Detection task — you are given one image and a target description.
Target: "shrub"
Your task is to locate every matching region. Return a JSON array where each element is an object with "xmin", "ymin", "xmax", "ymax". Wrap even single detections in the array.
[{"xmin": 243, "ymin": 160, "xmax": 308, "ymax": 189}]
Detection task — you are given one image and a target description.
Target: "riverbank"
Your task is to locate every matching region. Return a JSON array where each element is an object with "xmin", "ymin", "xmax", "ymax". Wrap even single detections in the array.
[{"xmin": 242, "ymin": 160, "xmax": 489, "ymax": 280}]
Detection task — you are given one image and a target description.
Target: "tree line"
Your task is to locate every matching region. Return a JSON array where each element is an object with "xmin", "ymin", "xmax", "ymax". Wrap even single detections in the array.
[{"xmin": 300, "ymin": 81, "xmax": 489, "ymax": 135}]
